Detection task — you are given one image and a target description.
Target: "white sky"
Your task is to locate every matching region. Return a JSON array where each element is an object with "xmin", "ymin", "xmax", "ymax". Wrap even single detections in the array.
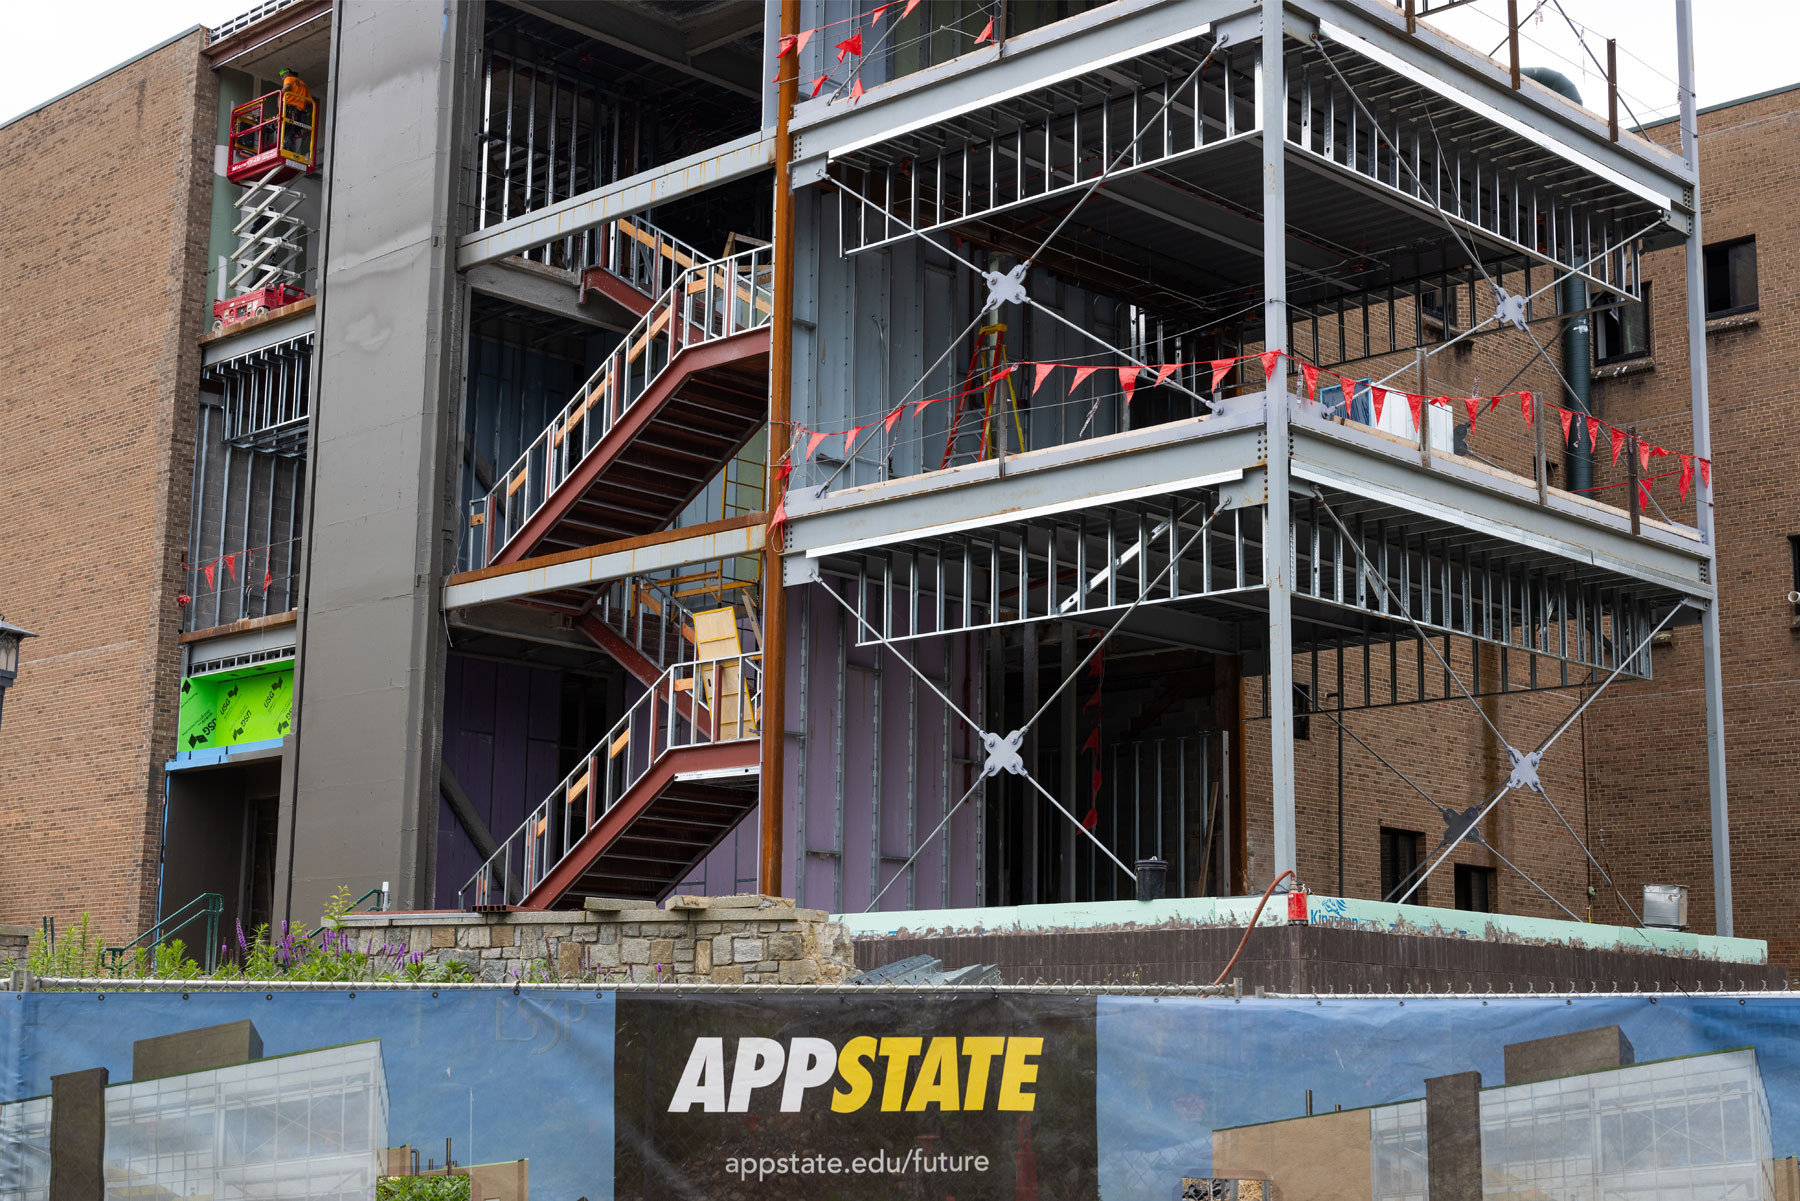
[{"xmin": 3, "ymin": 0, "xmax": 1799, "ymax": 127}]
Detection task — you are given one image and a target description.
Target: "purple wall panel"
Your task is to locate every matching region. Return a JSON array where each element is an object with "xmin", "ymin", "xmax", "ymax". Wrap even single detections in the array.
[
  {"xmin": 434, "ymin": 652, "xmax": 564, "ymax": 908},
  {"xmin": 781, "ymin": 582, "xmax": 985, "ymax": 916}
]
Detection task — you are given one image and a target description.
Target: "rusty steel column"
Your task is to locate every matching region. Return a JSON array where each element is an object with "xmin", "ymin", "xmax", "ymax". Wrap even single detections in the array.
[{"xmin": 759, "ymin": 0, "xmax": 799, "ymax": 896}]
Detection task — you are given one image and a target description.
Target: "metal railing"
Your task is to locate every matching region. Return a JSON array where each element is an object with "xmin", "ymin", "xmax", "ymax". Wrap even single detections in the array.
[
  {"xmin": 460, "ymin": 652, "xmax": 762, "ymax": 909},
  {"xmin": 105, "ymin": 893, "xmax": 225, "ymax": 974},
  {"xmin": 466, "ymin": 243, "xmax": 774, "ymax": 566},
  {"xmin": 583, "ymin": 215, "xmax": 709, "ymax": 303}
]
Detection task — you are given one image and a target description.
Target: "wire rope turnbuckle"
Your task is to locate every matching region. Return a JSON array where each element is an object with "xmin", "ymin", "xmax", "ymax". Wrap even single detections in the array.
[{"xmin": 1504, "ymin": 745, "xmax": 1545, "ymax": 794}]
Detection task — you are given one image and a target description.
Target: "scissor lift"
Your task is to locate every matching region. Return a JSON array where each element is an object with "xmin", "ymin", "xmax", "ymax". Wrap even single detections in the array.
[{"xmin": 213, "ymin": 90, "xmax": 321, "ymax": 330}]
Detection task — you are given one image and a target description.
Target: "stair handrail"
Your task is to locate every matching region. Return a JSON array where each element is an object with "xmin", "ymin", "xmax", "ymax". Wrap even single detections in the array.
[
  {"xmin": 459, "ymin": 651, "xmax": 762, "ymax": 910},
  {"xmin": 594, "ymin": 573, "xmax": 705, "ymax": 672},
  {"xmin": 104, "ymin": 893, "xmax": 225, "ymax": 974},
  {"xmin": 468, "ymin": 241, "xmax": 774, "ymax": 567},
  {"xmin": 586, "ymin": 214, "xmax": 710, "ymax": 302}
]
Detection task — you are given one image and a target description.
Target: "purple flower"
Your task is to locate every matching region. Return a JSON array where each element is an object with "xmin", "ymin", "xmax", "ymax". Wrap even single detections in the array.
[{"xmin": 235, "ymin": 919, "xmax": 248, "ymax": 953}]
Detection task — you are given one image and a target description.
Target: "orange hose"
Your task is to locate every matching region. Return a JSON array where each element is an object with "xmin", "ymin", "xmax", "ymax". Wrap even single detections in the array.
[{"xmin": 1210, "ymin": 869, "xmax": 1296, "ymax": 988}]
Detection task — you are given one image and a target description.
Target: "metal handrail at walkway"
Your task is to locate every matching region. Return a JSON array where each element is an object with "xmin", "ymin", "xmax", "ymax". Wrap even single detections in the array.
[{"xmin": 461, "ymin": 652, "xmax": 762, "ymax": 909}]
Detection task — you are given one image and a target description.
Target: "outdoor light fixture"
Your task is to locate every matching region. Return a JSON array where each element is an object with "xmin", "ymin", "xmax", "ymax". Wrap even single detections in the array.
[{"xmin": 0, "ymin": 615, "xmax": 38, "ymax": 737}]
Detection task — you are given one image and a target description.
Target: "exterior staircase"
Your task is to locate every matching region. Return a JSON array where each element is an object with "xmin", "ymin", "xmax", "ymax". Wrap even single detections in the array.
[
  {"xmin": 462, "ymin": 653, "xmax": 763, "ymax": 909},
  {"xmin": 467, "ymin": 232, "xmax": 773, "ymax": 568}
]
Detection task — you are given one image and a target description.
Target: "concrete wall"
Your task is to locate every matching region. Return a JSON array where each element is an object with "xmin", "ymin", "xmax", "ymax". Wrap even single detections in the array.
[
  {"xmin": 0, "ymin": 30, "xmax": 217, "ymax": 941},
  {"xmin": 282, "ymin": 0, "xmax": 474, "ymax": 922}
]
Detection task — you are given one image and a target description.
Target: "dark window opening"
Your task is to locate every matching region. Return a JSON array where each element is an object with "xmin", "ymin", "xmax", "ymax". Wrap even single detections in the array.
[
  {"xmin": 1789, "ymin": 535, "xmax": 1800, "ymax": 615},
  {"xmin": 1380, "ymin": 827, "xmax": 1425, "ymax": 905},
  {"xmin": 1454, "ymin": 863, "xmax": 1497, "ymax": 913},
  {"xmin": 1422, "ymin": 287, "xmax": 1457, "ymax": 334},
  {"xmin": 1594, "ymin": 285, "xmax": 1651, "ymax": 364},
  {"xmin": 1703, "ymin": 237, "xmax": 1758, "ymax": 318},
  {"xmin": 1293, "ymin": 683, "xmax": 1312, "ymax": 741}
]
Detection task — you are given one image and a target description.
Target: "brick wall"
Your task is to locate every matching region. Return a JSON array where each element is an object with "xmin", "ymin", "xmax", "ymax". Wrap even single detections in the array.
[
  {"xmin": 0, "ymin": 32, "xmax": 217, "ymax": 941},
  {"xmin": 1581, "ymin": 87, "xmax": 1800, "ymax": 971}
]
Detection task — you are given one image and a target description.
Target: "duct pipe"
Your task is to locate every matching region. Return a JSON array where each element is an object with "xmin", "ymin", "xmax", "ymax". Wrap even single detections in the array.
[{"xmin": 1523, "ymin": 67, "xmax": 1593, "ymax": 492}]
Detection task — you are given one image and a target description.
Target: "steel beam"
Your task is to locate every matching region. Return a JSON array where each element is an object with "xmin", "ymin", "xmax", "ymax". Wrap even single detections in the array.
[
  {"xmin": 1262, "ymin": 0, "xmax": 1300, "ymax": 880},
  {"xmin": 442, "ymin": 517, "xmax": 766, "ymax": 609},
  {"xmin": 456, "ymin": 131, "xmax": 775, "ymax": 269},
  {"xmin": 789, "ymin": 0, "xmax": 1237, "ymax": 184},
  {"xmin": 1288, "ymin": 416, "xmax": 1713, "ymax": 600},
  {"xmin": 784, "ymin": 415, "xmax": 1262, "ymax": 563},
  {"xmin": 1676, "ymin": 0, "xmax": 1732, "ymax": 938},
  {"xmin": 1311, "ymin": 5, "xmax": 1693, "ymax": 217},
  {"xmin": 466, "ymin": 257, "xmax": 631, "ymax": 333}
]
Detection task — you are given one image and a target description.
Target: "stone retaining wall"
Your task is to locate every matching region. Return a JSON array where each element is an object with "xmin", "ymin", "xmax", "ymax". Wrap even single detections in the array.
[
  {"xmin": 0, "ymin": 924, "xmax": 28, "ymax": 969},
  {"xmin": 336, "ymin": 895, "xmax": 855, "ymax": 986}
]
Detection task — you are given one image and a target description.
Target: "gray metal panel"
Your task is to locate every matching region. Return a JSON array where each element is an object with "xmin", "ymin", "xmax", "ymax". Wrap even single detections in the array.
[{"xmin": 283, "ymin": 0, "xmax": 473, "ymax": 921}]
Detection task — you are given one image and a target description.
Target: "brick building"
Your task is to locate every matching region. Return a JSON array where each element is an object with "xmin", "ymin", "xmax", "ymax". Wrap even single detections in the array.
[
  {"xmin": 1583, "ymin": 84, "xmax": 1800, "ymax": 966},
  {"xmin": 0, "ymin": 0, "xmax": 1789, "ymax": 983},
  {"xmin": 0, "ymin": 29, "xmax": 216, "ymax": 938}
]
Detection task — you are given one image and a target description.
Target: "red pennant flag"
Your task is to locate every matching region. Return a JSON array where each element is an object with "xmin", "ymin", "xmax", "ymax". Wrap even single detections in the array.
[
  {"xmin": 776, "ymin": 459, "xmax": 794, "ymax": 483},
  {"xmin": 1637, "ymin": 439, "xmax": 1652, "ymax": 472},
  {"xmin": 262, "ymin": 568, "xmax": 273, "ymax": 593},
  {"xmin": 836, "ymin": 31, "xmax": 862, "ymax": 61},
  {"xmin": 1678, "ymin": 453, "xmax": 1694, "ymax": 499},
  {"xmin": 1068, "ymin": 365, "xmax": 1099, "ymax": 394},
  {"xmin": 1118, "ymin": 366, "xmax": 1141, "ymax": 404},
  {"xmin": 1080, "ymin": 807, "xmax": 1099, "ymax": 831},
  {"xmin": 1520, "ymin": 390, "xmax": 1534, "ymax": 425},
  {"xmin": 1300, "ymin": 362, "xmax": 1319, "ymax": 401},
  {"xmin": 808, "ymin": 74, "xmax": 829, "ymax": 98},
  {"xmin": 1210, "ymin": 359, "xmax": 1234, "ymax": 391},
  {"xmin": 768, "ymin": 495, "xmax": 788, "ymax": 537},
  {"xmin": 1406, "ymin": 393, "xmax": 1423, "ymax": 431},
  {"xmin": 1260, "ymin": 351, "xmax": 1281, "ymax": 383},
  {"xmin": 777, "ymin": 34, "xmax": 795, "ymax": 60},
  {"xmin": 1637, "ymin": 481, "xmax": 1652, "ymax": 511},
  {"xmin": 869, "ymin": 2, "xmax": 891, "ymax": 20},
  {"xmin": 974, "ymin": 17, "xmax": 994, "ymax": 43},
  {"xmin": 883, "ymin": 405, "xmax": 904, "ymax": 434},
  {"xmin": 1431, "ymin": 395, "xmax": 1451, "ymax": 411},
  {"xmin": 1586, "ymin": 416, "xmax": 1602, "ymax": 454},
  {"xmin": 1649, "ymin": 446, "xmax": 1668, "ymax": 466},
  {"xmin": 224, "ymin": 552, "xmax": 238, "ymax": 581},
  {"xmin": 1032, "ymin": 362, "xmax": 1057, "ymax": 395},
  {"xmin": 843, "ymin": 425, "xmax": 867, "ymax": 455},
  {"xmin": 1155, "ymin": 363, "xmax": 1180, "ymax": 388},
  {"xmin": 1370, "ymin": 386, "xmax": 1387, "ymax": 423},
  {"xmin": 1081, "ymin": 728, "xmax": 1101, "ymax": 755},
  {"xmin": 1487, "ymin": 395, "xmax": 1503, "ymax": 414},
  {"xmin": 203, "ymin": 562, "xmax": 216, "ymax": 589},
  {"xmin": 850, "ymin": 76, "xmax": 865, "ymax": 103},
  {"xmin": 911, "ymin": 397, "xmax": 940, "ymax": 417},
  {"xmin": 1559, "ymin": 407, "xmax": 1575, "ymax": 446},
  {"xmin": 1463, "ymin": 396, "xmax": 1479, "ymax": 430},
  {"xmin": 903, "ymin": 0, "xmax": 922, "ymax": 15},
  {"xmin": 805, "ymin": 430, "xmax": 830, "ymax": 460},
  {"xmin": 989, "ymin": 363, "xmax": 1015, "ymax": 382},
  {"xmin": 1698, "ymin": 457, "xmax": 1711, "ymax": 487},
  {"xmin": 1610, "ymin": 425, "xmax": 1625, "ymax": 466}
]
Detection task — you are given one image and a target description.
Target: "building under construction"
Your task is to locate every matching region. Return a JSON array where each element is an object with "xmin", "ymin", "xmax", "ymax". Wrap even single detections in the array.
[{"xmin": 3, "ymin": 0, "xmax": 1795, "ymax": 981}]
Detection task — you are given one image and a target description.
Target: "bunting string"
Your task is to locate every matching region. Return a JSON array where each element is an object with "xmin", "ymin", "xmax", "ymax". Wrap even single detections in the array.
[{"xmin": 769, "ymin": 349, "xmax": 1711, "ymax": 517}]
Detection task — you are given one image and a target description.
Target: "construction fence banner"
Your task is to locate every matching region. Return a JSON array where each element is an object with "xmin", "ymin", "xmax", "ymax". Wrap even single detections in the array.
[{"xmin": 1, "ymin": 989, "xmax": 1796, "ymax": 1199}]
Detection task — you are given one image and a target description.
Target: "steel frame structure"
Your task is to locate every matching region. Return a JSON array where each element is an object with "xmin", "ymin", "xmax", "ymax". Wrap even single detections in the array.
[{"xmin": 765, "ymin": 0, "xmax": 1729, "ymax": 932}]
